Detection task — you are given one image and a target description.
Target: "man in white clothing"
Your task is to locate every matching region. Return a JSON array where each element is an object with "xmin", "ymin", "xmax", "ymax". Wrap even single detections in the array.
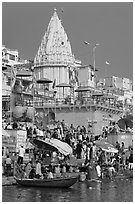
[
  {"xmin": 35, "ymin": 160, "xmax": 42, "ymax": 178},
  {"xmin": 17, "ymin": 145, "xmax": 25, "ymax": 165}
]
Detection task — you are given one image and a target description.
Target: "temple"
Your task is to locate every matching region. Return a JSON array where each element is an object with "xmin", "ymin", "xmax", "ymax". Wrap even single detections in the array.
[
  {"xmin": 2, "ymin": 9, "xmax": 133, "ymax": 137},
  {"xmin": 34, "ymin": 8, "xmax": 80, "ymax": 98}
]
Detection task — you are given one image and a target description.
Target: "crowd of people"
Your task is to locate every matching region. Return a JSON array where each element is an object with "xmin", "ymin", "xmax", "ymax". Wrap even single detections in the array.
[{"xmin": 3, "ymin": 119, "xmax": 133, "ymax": 181}]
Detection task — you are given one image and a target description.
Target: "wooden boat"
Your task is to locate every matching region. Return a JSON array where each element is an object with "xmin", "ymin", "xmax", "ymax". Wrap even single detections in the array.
[{"xmin": 14, "ymin": 176, "xmax": 78, "ymax": 188}]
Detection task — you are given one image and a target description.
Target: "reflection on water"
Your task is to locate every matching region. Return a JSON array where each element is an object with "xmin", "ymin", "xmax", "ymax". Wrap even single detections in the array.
[{"xmin": 2, "ymin": 179, "xmax": 133, "ymax": 202}]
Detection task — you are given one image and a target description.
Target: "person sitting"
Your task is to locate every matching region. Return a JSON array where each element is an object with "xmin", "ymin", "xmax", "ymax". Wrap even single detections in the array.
[
  {"xmin": 47, "ymin": 170, "xmax": 53, "ymax": 179},
  {"xmin": 29, "ymin": 168, "xmax": 36, "ymax": 179},
  {"xmin": 62, "ymin": 165, "xmax": 66, "ymax": 174},
  {"xmin": 5, "ymin": 155, "xmax": 12, "ymax": 178},
  {"xmin": 69, "ymin": 166, "xmax": 73, "ymax": 173},
  {"xmin": 55, "ymin": 164, "xmax": 61, "ymax": 177},
  {"xmin": 25, "ymin": 161, "xmax": 32, "ymax": 178},
  {"xmin": 108, "ymin": 164, "xmax": 116, "ymax": 180},
  {"xmin": 6, "ymin": 123, "xmax": 12, "ymax": 130},
  {"xmin": 12, "ymin": 121, "xmax": 18, "ymax": 129}
]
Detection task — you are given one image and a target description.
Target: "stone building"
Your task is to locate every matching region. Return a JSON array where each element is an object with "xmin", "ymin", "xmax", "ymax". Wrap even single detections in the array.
[{"xmin": 34, "ymin": 8, "xmax": 80, "ymax": 99}]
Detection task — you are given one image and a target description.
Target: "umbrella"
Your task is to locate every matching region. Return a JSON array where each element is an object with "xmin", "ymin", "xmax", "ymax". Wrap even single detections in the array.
[
  {"xmin": 95, "ymin": 140, "xmax": 118, "ymax": 153},
  {"xmin": 2, "ymin": 65, "xmax": 7, "ymax": 71},
  {"xmin": 30, "ymin": 138, "xmax": 73, "ymax": 156},
  {"xmin": 75, "ymin": 87, "xmax": 91, "ymax": 92},
  {"xmin": 16, "ymin": 71, "xmax": 32, "ymax": 77},
  {"xmin": 105, "ymin": 95, "xmax": 116, "ymax": 99},
  {"xmin": 117, "ymin": 118, "xmax": 133, "ymax": 130},
  {"xmin": 92, "ymin": 93, "xmax": 104, "ymax": 97},
  {"xmin": 56, "ymin": 83, "xmax": 73, "ymax": 98},
  {"xmin": 36, "ymin": 78, "xmax": 53, "ymax": 84}
]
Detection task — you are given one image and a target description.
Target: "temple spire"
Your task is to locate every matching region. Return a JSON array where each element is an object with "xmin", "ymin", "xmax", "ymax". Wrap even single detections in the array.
[{"xmin": 34, "ymin": 8, "xmax": 75, "ymax": 66}]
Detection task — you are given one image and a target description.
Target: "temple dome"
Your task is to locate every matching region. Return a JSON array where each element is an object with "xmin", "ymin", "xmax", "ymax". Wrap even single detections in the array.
[{"xmin": 34, "ymin": 9, "xmax": 75, "ymax": 66}]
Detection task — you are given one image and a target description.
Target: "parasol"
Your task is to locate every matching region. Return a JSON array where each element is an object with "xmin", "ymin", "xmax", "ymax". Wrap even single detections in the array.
[
  {"xmin": 56, "ymin": 83, "xmax": 73, "ymax": 98},
  {"xmin": 92, "ymin": 93, "xmax": 104, "ymax": 97},
  {"xmin": 16, "ymin": 71, "xmax": 32, "ymax": 77},
  {"xmin": 105, "ymin": 95, "xmax": 116, "ymax": 99},
  {"xmin": 95, "ymin": 140, "xmax": 118, "ymax": 153},
  {"xmin": 117, "ymin": 118, "xmax": 133, "ymax": 130},
  {"xmin": 30, "ymin": 138, "xmax": 73, "ymax": 156},
  {"xmin": 36, "ymin": 78, "xmax": 53, "ymax": 84},
  {"xmin": 75, "ymin": 87, "xmax": 91, "ymax": 92},
  {"xmin": 2, "ymin": 65, "xmax": 7, "ymax": 71}
]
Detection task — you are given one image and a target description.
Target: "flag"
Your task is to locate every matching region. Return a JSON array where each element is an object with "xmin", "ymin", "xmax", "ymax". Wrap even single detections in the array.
[
  {"xmin": 52, "ymin": 79, "xmax": 56, "ymax": 89},
  {"xmin": 106, "ymin": 61, "xmax": 110, "ymax": 65}
]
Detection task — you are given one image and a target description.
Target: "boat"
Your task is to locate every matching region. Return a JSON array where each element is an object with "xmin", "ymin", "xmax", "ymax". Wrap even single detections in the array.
[{"xmin": 14, "ymin": 175, "xmax": 78, "ymax": 188}]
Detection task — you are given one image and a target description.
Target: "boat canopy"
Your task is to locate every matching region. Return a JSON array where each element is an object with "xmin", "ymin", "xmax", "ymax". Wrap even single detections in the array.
[
  {"xmin": 30, "ymin": 138, "xmax": 73, "ymax": 156},
  {"xmin": 95, "ymin": 140, "xmax": 118, "ymax": 153}
]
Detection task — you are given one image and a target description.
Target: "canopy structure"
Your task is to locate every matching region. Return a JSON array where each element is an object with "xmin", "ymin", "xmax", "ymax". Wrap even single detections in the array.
[
  {"xmin": 92, "ymin": 93, "xmax": 104, "ymax": 97},
  {"xmin": 75, "ymin": 87, "xmax": 91, "ymax": 92},
  {"xmin": 36, "ymin": 78, "xmax": 53, "ymax": 84},
  {"xmin": 105, "ymin": 95, "xmax": 116, "ymax": 99},
  {"xmin": 95, "ymin": 140, "xmax": 118, "ymax": 153},
  {"xmin": 56, "ymin": 83, "xmax": 73, "ymax": 88},
  {"xmin": 2, "ymin": 65, "xmax": 7, "ymax": 71},
  {"xmin": 30, "ymin": 138, "xmax": 73, "ymax": 156},
  {"xmin": 117, "ymin": 118, "xmax": 133, "ymax": 130},
  {"xmin": 16, "ymin": 71, "xmax": 32, "ymax": 77}
]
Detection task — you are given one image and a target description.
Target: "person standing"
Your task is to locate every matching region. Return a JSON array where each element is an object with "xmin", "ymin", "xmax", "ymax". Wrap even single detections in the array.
[
  {"xmin": 35, "ymin": 160, "xmax": 42, "ymax": 178},
  {"xmin": 17, "ymin": 145, "xmax": 25, "ymax": 165},
  {"xmin": 121, "ymin": 142, "xmax": 125, "ymax": 153},
  {"xmin": 5, "ymin": 155, "xmax": 12, "ymax": 178},
  {"xmin": 128, "ymin": 153, "xmax": 133, "ymax": 170},
  {"xmin": 76, "ymin": 140, "xmax": 82, "ymax": 159}
]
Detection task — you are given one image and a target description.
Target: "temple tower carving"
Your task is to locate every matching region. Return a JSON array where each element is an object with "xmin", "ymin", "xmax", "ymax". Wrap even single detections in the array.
[{"xmin": 34, "ymin": 8, "xmax": 78, "ymax": 98}]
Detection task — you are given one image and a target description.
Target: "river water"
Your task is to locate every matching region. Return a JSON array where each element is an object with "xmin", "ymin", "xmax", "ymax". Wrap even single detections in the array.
[{"xmin": 2, "ymin": 178, "xmax": 133, "ymax": 202}]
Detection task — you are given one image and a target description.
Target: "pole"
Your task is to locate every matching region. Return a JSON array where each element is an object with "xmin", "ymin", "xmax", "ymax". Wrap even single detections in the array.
[
  {"xmin": 32, "ymin": 66, "xmax": 35, "ymax": 125},
  {"xmin": 73, "ymin": 87, "xmax": 75, "ymax": 126},
  {"xmin": 93, "ymin": 46, "xmax": 96, "ymax": 90},
  {"xmin": 10, "ymin": 66, "xmax": 13, "ymax": 123},
  {"xmin": 92, "ymin": 46, "xmax": 96, "ymax": 137},
  {"xmin": 84, "ymin": 41, "xmax": 99, "ymax": 138},
  {"xmin": 55, "ymin": 94, "xmax": 56, "ymax": 121}
]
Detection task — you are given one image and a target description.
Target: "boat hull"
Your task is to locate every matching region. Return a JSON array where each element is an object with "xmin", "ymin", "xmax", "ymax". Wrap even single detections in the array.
[{"xmin": 15, "ymin": 176, "xmax": 78, "ymax": 188}]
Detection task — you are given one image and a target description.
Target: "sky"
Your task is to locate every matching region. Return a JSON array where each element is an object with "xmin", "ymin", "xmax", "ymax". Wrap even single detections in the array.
[{"xmin": 2, "ymin": 2, "xmax": 133, "ymax": 80}]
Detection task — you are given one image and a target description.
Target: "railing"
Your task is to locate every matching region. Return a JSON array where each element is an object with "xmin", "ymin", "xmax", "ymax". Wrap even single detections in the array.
[
  {"xmin": 33, "ymin": 97, "xmax": 125, "ymax": 111},
  {"xmin": 12, "ymin": 95, "xmax": 133, "ymax": 113}
]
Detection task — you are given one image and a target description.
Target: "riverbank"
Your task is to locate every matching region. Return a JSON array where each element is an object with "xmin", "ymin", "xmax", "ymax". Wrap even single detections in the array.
[{"xmin": 2, "ymin": 176, "xmax": 17, "ymax": 186}]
